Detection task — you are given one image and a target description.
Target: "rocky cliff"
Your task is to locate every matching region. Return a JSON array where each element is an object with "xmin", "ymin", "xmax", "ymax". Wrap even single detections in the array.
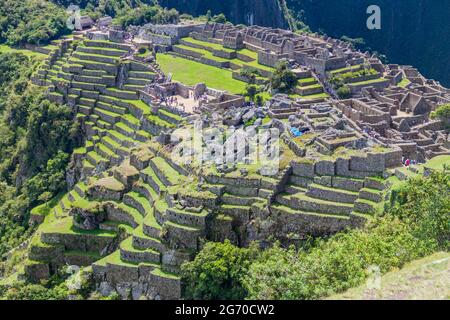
[
  {"xmin": 159, "ymin": 0, "xmax": 289, "ymax": 28},
  {"xmin": 287, "ymin": 0, "xmax": 450, "ymax": 86}
]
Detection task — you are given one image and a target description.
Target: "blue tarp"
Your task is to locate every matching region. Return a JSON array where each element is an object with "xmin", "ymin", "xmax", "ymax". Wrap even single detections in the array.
[{"xmin": 290, "ymin": 128, "xmax": 303, "ymax": 137}]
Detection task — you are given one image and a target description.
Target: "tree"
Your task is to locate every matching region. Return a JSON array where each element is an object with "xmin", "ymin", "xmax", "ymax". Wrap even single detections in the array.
[
  {"xmin": 245, "ymin": 84, "xmax": 258, "ymax": 102},
  {"xmin": 336, "ymin": 85, "xmax": 352, "ymax": 99},
  {"xmin": 206, "ymin": 10, "xmax": 212, "ymax": 22},
  {"xmin": 212, "ymin": 14, "xmax": 227, "ymax": 24},
  {"xmin": 430, "ymin": 104, "xmax": 450, "ymax": 131},
  {"xmin": 181, "ymin": 240, "xmax": 257, "ymax": 300},
  {"xmin": 269, "ymin": 60, "xmax": 298, "ymax": 93}
]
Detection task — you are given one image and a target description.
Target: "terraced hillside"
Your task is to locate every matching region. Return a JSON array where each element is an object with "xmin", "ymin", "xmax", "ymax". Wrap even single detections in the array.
[
  {"xmin": 24, "ymin": 35, "xmax": 397, "ymax": 300},
  {"xmin": 28, "ymin": 38, "xmax": 204, "ymax": 299}
]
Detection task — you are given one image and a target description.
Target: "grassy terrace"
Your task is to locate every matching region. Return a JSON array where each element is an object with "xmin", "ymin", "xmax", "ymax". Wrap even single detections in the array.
[
  {"xmin": 350, "ymin": 77, "xmax": 387, "ymax": 86},
  {"xmin": 298, "ymin": 77, "xmax": 318, "ymax": 84},
  {"xmin": 329, "ymin": 64, "xmax": 363, "ymax": 75},
  {"xmin": 0, "ymin": 44, "xmax": 49, "ymax": 59},
  {"xmin": 41, "ymin": 216, "xmax": 116, "ymax": 237},
  {"xmin": 156, "ymin": 53, "xmax": 246, "ymax": 94},
  {"xmin": 181, "ymin": 37, "xmax": 235, "ymax": 53},
  {"xmin": 237, "ymin": 48, "xmax": 259, "ymax": 60},
  {"xmin": 398, "ymin": 78, "xmax": 411, "ymax": 88},
  {"xmin": 291, "ymin": 92, "xmax": 330, "ymax": 100},
  {"xmin": 175, "ymin": 44, "xmax": 274, "ymax": 73},
  {"xmin": 396, "ymin": 155, "xmax": 450, "ymax": 179},
  {"xmin": 175, "ymin": 44, "xmax": 229, "ymax": 62}
]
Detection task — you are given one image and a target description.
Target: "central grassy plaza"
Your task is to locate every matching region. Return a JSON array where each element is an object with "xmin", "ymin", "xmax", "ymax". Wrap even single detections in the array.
[{"xmin": 156, "ymin": 53, "xmax": 247, "ymax": 94}]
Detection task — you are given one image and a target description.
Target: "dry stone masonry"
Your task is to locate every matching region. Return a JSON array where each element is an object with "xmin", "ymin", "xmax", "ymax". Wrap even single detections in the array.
[{"xmin": 25, "ymin": 18, "xmax": 449, "ymax": 300}]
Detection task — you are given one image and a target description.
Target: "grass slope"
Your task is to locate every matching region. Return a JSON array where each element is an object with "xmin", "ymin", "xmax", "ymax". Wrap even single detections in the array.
[{"xmin": 329, "ymin": 252, "xmax": 450, "ymax": 300}]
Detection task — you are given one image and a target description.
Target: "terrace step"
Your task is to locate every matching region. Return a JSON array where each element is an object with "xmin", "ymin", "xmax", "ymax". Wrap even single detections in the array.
[
  {"xmin": 80, "ymin": 69, "xmax": 107, "ymax": 77},
  {"xmin": 86, "ymin": 151, "xmax": 109, "ymax": 166},
  {"xmin": 122, "ymin": 114, "xmax": 141, "ymax": 130},
  {"xmin": 133, "ymin": 181, "xmax": 159, "ymax": 205},
  {"xmin": 276, "ymin": 193, "xmax": 353, "ymax": 216},
  {"xmin": 157, "ymin": 108, "xmax": 183, "ymax": 125},
  {"xmin": 104, "ymin": 88, "xmax": 139, "ymax": 100},
  {"xmin": 164, "ymin": 221, "xmax": 202, "ymax": 250},
  {"xmin": 84, "ymin": 40, "xmax": 132, "ymax": 52},
  {"xmin": 285, "ymin": 185, "xmax": 307, "ymax": 195},
  {"xmin": 289, "ymin": 175, "xmax": 314, "ymax": 188},
  {"xmin": 96, "ymin": 101, "xmax": 127, "ymax": 115},
  {"xmin": 93, "ymin": 108, "xmax": 121, "ymax": 124},
  {"xmin": 354, "ymin": 199, "xmax": 378, "ymax": 215},
  {"xmin": 128, "ymin": 71, "xmax": 156, "ymax": 80},
  {"xmin": 114, "ymin": 122, "xmax": 136, "ymax": 137},
  {"xmin": 74, "ymin": 183, "xmax": 87, "ymax": 198},
  {"xmin": 132, "ymin": 225, "xmax": 165, "ymax": 252},
  {"xmin": 77, "ymin": 105, "xmax": 92, "ymax": 115},
  {"xmin": 146, "ymin": 114, "xmax": 176, "ymax": 130},
  {"xmin": 270, "ymin": 203, "xmax": 351, "ymax": 221},
  {"xmin": 73, "ymin": 52, "xmax": 119, "ymax": 65},
  {"xmin": 99, "ymin": 221, "xmax": 134, "ymax": 235},
  {"xmin": 126, "ymin": 77, "xmax": 151, "ymax": 86},
  {"xmin": 77, "ymin": 46, "xmax": 128, "ymax": 57},
  {"xmin": 105, "ymin": 130, "xmax": 135, "ymax": 148},
  {"xmin": 149, "ymin": 157, "xmax": 183, "ymax": 187},
  {"xmin": 165, "ymin": 207, "xmax": 209, "ymax": 228},
  {"xmin": 221, "ymin": 193, "xmax": 261, "ymax": 206},
  {"xmin": 123, "ymin": 192, "xmax": 151, "ymax": 217},
  {"xmin": 143, "ymin": 207, "xmax": 163, "ymax": 239},
  {"xmin": 73, "ymin": 74, "xmax": 103, "ymax": 84},
  {"xmin": 105, "ymin": 202, "xmax": 142, "ymax": 228},
  {"xmin": 123, "ymin": 84, "xmax": 146, "ymax": 92},
  {"xmin": 306, "ymin": 183, "xmax": 359, "ymax": 204},
  {"xmin": 140, "ymin": 165, "xmax": 166, "ymax": 194},
  {"xmin": 120, "ymin": 237, "xmax": 161, "ymax": 264},
  {"xmin": 220, "ymin": 204, "xmax": 251, "ymax": 223},
  {"xmin": 359, "ymin": 188, "xmax": 384, "ymax": 203},
  {"xmin": 95, "ymin": 142, "xmax": 121, "ymax": 162}
]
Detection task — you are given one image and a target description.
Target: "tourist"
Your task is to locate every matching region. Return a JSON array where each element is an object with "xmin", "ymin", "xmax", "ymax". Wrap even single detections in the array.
[{"xmin": 405, "ymin": 159, "xmax": 411, "ymax": 167}]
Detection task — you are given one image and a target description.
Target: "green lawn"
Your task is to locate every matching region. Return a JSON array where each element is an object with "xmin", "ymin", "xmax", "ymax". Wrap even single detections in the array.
[
  {"xmin": 0, "ymin": 44, "xmax": 48, "ymax": 59},
  {"xmin": 329, "ymin": 64, "xmax": 363, "ymax": 75},
  {"xmin": 181, "ymin": 37, "xmax": 235, "ymax": 53},
  {"xmin": 156, "ymin": 53, "xmax": 247, "ymax": 94},
  {"xmin": 350, "ymin": 77, "xmax": 387, "ymax": 86},
  {"xmin": 290, "ymin": 92, "xmax": 330, "ymax": 100},
  {"xmin": 237, "ymin": 48, "xmax": 259, "ymax": 60},
  {"xmin": 398, "ymin": 78, "xmax": 411, "ymax": 88}
]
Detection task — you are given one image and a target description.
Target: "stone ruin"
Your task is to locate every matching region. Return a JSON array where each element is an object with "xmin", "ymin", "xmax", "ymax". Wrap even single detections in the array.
[{"xmin": 24, "ymin": 18, "xmax": 449, "ymax": 300}]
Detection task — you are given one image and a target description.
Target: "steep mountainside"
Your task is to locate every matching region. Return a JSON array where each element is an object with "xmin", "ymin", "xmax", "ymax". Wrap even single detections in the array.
[
  {"xmin": 288, "ymin": 0, "xmax": 450, "ymax": 86},
  {"xmin": 159, "ymin": 0, "xmax": 289, "ymax": 28}
]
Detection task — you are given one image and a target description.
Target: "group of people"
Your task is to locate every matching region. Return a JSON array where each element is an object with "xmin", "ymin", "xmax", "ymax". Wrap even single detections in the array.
[{"xmin": 402, "ymin": 156, "xmax": 417, "ymax": 168}]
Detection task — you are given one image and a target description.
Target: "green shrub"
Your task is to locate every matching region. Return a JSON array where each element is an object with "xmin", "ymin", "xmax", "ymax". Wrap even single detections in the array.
[
  {"xmin": 336, "ymin": 85, "xmax": 351, "ymax": 99},
  {"xmin": 243, "ymin": 216, "xmax": 430, "ymax": 300},
  {"xmin": 181, "ymin": 240, "xmax": 258, "ymax": 300},
  {"xmin": 387, "ymin": 170, "xmax": 449, "ymax": 250},
  {"xmin": 430, "ymin": 104, "xmax": 450, "ymax": 131}
]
